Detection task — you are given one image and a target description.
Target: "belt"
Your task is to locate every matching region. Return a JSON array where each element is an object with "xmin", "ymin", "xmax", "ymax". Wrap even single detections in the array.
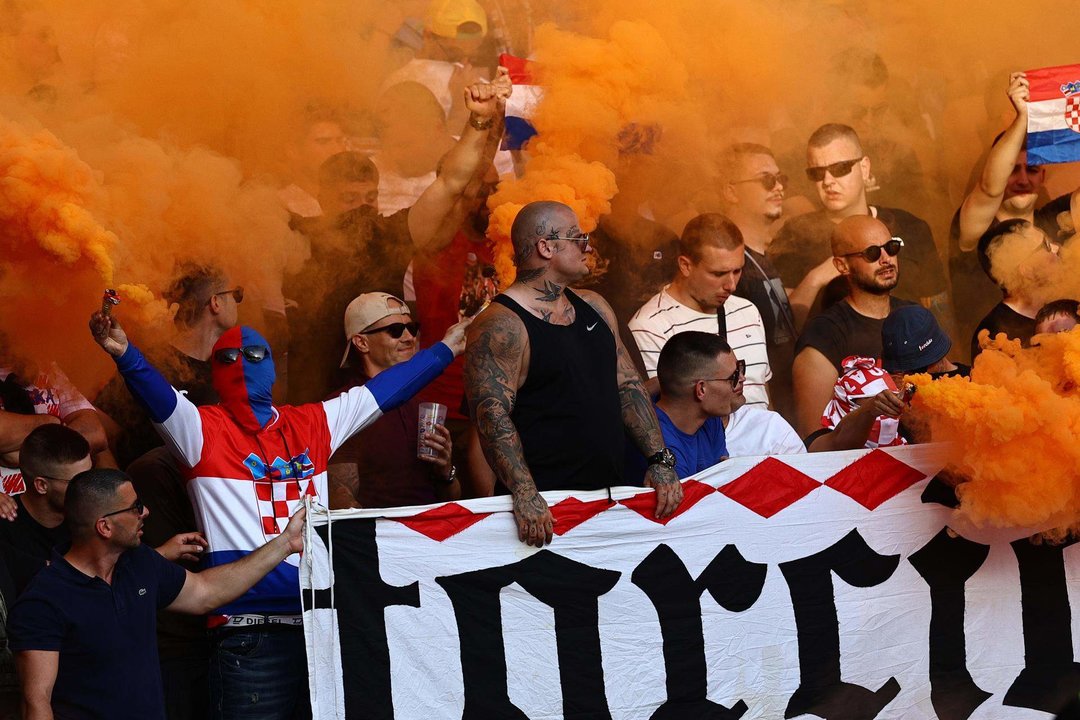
[{"xmin": 218, "ymin": 613, "xmax": 304, "ymax": 628}]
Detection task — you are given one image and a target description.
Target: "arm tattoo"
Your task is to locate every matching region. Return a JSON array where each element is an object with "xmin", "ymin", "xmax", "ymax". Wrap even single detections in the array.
[
  {"xmin": 327, "ymin": 464, "xmax": 361, "ymax": 509},
  {"xmin": 465, "ymin": 316, "xmax": 538, "ymax": 498},
  {"xmin": 531, "ymin": 280, "xmax": 564, "ymax": 302}
]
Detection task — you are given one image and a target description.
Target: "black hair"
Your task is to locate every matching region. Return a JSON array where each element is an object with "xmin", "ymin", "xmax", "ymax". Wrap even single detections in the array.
[
  {"xmin": 18, "ymin": 424, "xmax": 90, "ymax": 481},
  {"xmin": 1036, "ymin": 299, "xmax": 1080, "ymax": 327},
  {"xmin": 656, "ymin": 331, "xmax": 733, "ymax": 397},
  {"xmin": 976, "ymin": 218, "xmax": 1030, "ymax": 286},
  {"xmin": 65, "ymin": 468, "xmax": 131, "ymax": 541},
  {"xmin": 164, "ymin": 262, "xmax": 227, "ymax": 327}
]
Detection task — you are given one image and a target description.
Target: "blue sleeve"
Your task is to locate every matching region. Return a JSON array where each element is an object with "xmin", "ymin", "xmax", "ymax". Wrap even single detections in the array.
[
  {"xmin": 114, "ymin": 344, "xmax": 178, "ymax": 423},
  {"xmin": 365, "ymin": 343, "xmax": 454, "ymax": 410},
  {"xmin": 8, "ymin": 592, "xmax": 64, "ymax": 652}
]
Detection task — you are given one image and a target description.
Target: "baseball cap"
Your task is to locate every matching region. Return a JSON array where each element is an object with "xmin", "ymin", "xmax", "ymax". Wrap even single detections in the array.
[
  {"xmin": 340, "ymin": 293, "xmax": 411, "ymax": 368},
  {"xmin": 881, "ymin": 305, "xmax": 951, "ymax": 373},
  {"xmin": 425, "ymin": 0, "xmax": 487, "ymax": 39}
]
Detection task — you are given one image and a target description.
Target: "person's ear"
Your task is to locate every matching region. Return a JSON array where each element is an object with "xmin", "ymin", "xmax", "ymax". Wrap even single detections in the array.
[
  {"xmin": 834, "ymin": 256, "xmax": 849, "ymax": 276},
  {"xmin": 32, "ymin": 476, "xmax": 49, "ymax": 496},
  {"xmin": 208, "ymin": 293, "xmax": 223, "ymax": 316},
  {"xmin": 721, "ymin": 182, "xmax": 739, "ymax": 205},
  {"xmin": 535, "ymin": 237, "xmax": 556, "ymax": 260},
  {"xmin": 677, "ymin": 254, "xmax": 694, "ymax": 278},
  {"xmin": 352, "ymin": 334, "xmax": 370, "ymax": 354},
  {"xmin": 860, "ymin": 156, "xmax": 872, "ymax": 182},
  {"xmin": 95, "ymin": 517, "xmax": 113, "ymax": 540}
]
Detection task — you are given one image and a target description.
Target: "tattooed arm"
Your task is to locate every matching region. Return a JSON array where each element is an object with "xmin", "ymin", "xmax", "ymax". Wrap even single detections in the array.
[
  {"xmin": 577, "ymin": 290, "xmax": 683, "ymax": 519},
  {"xmin": 464, "ymin": 306, "xmax": 554, "ymax": 546}
]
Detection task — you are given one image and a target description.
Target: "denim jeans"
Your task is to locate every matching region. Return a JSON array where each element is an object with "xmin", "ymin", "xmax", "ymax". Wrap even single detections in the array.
[{"xmin": 209, "ymin": 626, "xmax": 311, "ymax": 720}]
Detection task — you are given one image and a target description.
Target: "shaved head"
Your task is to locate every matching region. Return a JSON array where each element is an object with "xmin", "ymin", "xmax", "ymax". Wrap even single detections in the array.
[
  {"xmin": 510, "ymin": 201, "xmax": 579, "ymax": 267},
  {"xmin": 831, "ymin": 215, "xmax": 891, "ymax": 257}
]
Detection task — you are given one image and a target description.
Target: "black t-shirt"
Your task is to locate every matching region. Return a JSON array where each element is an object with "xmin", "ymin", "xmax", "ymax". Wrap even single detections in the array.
[
  {"xmin": 796, "ymin": 297, "xmax": 915, "ymax": 372},
  {"xmin": 286, "ymin": 208, "xmax": 414, "ymax": 404},
  {"xmin": 737, "ymin": 247, "xmax": 798, "ymax": 423},
  {"xmin": 0, "ymin": 496, "xmax": 68, "ymax": 603},
  {"xmin": 771, "ymin": 206, "xmax": 947, "ymax": 312},
  {"xmin": 971, "ymin": 302, "xmax": 1035, "ymax": 360},
  {"xmin": 95, "ymin": 346, "xmax": 218, "ymax": 469}
]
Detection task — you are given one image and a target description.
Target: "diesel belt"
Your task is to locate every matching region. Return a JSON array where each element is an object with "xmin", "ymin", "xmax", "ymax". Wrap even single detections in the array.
[{"xmin": 221, "ymin": 613, "xmax": 303, "ymax": 627}]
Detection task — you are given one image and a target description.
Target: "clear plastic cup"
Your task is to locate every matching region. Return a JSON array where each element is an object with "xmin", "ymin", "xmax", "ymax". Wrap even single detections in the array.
[{"xmin": 417, "ymin": 402, "xmax": 448, "ymax": 458}]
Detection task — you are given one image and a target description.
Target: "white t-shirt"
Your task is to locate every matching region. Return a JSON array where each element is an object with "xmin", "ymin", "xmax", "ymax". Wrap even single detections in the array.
[
  {"xmin": 629, "ymin": 286, "xmax": 772, "ymax": 410},
  {"xmin": 724, "ymin": 405, "xmax": 806, "ymax": 457}
]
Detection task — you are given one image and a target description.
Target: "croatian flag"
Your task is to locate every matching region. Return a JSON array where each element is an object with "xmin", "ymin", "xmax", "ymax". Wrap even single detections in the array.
[
  {"xmin": 499, "ymin": 54, "xmax": 541, "ymax": 150},
  {"xmin": 1026, "ymin": 63, "xmax": 1080, "ymax": 165}
]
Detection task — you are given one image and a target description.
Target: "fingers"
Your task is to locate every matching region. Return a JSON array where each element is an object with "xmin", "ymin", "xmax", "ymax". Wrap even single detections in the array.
[
  {"xmin": 0, "ymin": 496, "xmax": 16, "ymax": 522},
  {"xmin": 654, "ymin": 481, "xmax": 684, "ymax": 519}
]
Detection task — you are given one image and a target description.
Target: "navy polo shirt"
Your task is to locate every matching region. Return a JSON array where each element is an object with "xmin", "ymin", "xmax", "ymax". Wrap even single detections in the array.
[{"xmin": 8, "ymin": 543, "xmax": 187, "ymax": 719}]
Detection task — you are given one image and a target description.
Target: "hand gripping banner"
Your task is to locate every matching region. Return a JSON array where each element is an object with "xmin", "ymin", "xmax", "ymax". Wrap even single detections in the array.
[{"xmin": 301, "ymin": 445, "xmax": 1080, "ymax": 719}]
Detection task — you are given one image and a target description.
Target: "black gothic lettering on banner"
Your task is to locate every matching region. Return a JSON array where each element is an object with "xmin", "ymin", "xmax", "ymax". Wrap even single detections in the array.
[
  {"xmin": 436, "ymin": 550, "xmax": 621, "ymax": 720},
  {"xmin": 779, "ymin": 529, "xmax": 901, "ymax": 719},
  {"xmin": 1004, "ymin": 537, "xmax": 1080, "ymax": 713},
  {"xmin": 631, "ymin": 543, "xmax": 766, "ymax": 719},
  {"xmin": 307, "ymin": 520, "xmax": 421, "ymax": 720},
  {"xmin": 909, "ymin": 527, "xmax": 991, "ymax": 720}
]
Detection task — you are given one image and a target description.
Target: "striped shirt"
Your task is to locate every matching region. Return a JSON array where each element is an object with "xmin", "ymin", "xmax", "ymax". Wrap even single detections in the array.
[{"xmin": 629, "ymin": 286, "xmax": 772, "ymax": 410}]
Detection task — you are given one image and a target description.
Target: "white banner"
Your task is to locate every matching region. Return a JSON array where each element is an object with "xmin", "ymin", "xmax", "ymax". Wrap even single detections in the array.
[{"xmin": 302, "ymin": 445, "xmax": 1080, "ymax": 719}]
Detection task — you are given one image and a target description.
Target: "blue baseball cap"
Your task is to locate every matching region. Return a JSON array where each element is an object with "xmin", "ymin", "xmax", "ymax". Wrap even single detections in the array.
[{"xmin": 881, "ymin": 305, "xmax": 951, "ymax": 373}]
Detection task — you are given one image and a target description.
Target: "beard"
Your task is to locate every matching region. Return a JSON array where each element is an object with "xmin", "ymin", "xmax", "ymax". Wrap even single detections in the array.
[{"xmin": 852, "ymin": 266, "xmax": 898, "ymax": 295}]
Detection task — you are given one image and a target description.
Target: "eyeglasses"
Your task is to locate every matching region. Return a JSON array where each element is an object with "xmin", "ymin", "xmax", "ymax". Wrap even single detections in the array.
[
  {"xmin": 731, "ymin": 172, "xmax": 788, "ymax": 191},
  {"xmin": 212, "ymin": 287, "xmax": 244, "ymax": 304},
  {"xmin": 360, "ymin": 321, "xmax": 420, "ymax": 339},
  {"xmin": 214, "ymin": 345, "xmax": 270, "ymax": 364},
  {"xmin": 841, "ymin": 237, "xmax": 904, "ymax": 263},
  {"xmin": 101, "ymin": 498, "xmax": 144, "ymax": 519},
  {"xmin": 547, "ymin": 234, "xmax": 590, "ymax": 252},
  {"xmin": 805, "ymin": 157, "xmax": 863, "ymax": 183},
  {"xmin": 700, "ymin": 359, "xmax": 747, "ymax": 390}
]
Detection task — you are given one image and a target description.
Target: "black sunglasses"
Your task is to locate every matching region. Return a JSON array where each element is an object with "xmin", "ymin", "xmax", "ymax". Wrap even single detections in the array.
[
  {"xmin": 360, "ymin": 321, "xmax": 420, "ymax": 339},
  {"xmin": 731, "ymin": 172, "xmax": 788, "ymax": 191},
  {"xmin": 805, "ymin": 157, "xmax": 863, "ymax": 183},
  {"xmin": 214, "ymin": 345, "xmax": 270, "ymax": 364},
  {"xmin": 212, "ymin": 287, "xmax": 244, "ymax": 304},
  {"xmin": 841, "ymin": 237, "xmax": 904, "ymax": 263},
  {"xmin": 102, "ymin": 498, "xmax": 144, "ymax": 519},
  {"xmin": 700, "ymin": 359, "xmax": 747, "ymax": 390}
]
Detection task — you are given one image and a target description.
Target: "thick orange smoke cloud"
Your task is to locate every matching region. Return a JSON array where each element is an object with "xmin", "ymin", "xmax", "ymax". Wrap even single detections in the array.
[{"xmin": 911, "ymin": 329, "xmax": 1080, "ymax": 535}]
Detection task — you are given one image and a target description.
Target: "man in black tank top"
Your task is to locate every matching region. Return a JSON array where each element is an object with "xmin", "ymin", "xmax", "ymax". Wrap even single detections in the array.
[{"xmin": 465, "ymin": 201, "xmax": 683, "ymax": 547}]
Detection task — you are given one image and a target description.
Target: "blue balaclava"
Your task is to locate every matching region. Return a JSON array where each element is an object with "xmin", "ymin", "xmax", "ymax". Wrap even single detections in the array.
[{"xmin": 211, "ymin": 326, "xmax": 277, "ymax": 433}]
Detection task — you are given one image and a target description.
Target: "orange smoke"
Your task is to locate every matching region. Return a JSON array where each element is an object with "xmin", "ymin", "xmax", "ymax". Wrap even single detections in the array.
[{"xmin": 910, "ymin": 329, "xmax": 1080, "ymax": 535}]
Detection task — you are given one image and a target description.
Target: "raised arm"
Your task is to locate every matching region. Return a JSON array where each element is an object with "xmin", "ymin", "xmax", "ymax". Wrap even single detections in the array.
[
  {"xmin": 408, "ymin": 67, "xmax": 512, "ymax": 252},
  {"xmin": 958, "ymin": 72, "xmax": 1030, "ymax": 252},
  {"xmin": 579, "ymin": 290, "xmax": 683, "ymax": 518},
  {"xmin": 168, "ymin": 508, "xmax": 305, "ymax": 615},
  {"xmin": 464, "ymin": 306, "xmax": 554, "ymax": 547},
  {"xmin": 786, "ymin": 257, "xmax": 841, "ymax": 331},
  {"xmin": 88, "ymin": 311, "xmax": 204, "ymax": 467}
]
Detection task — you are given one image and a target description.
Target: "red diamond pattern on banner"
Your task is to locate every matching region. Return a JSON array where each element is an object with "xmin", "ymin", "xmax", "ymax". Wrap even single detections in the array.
[
  {"xmin": 717, "ymin": 457, "xmax": 820, "ymax": 518},
  {"xmin": 394, "ymin": 503, "xmax": 489, "ymax": 541},
  {"xmin": 824, "ymin": 449, "xmax": 926, "ymax": 510},
  {"xmin": 620, "ymin": 479, "xmax": 715, "ymax": 525},
  {"xmin": 551, "ymin": 497, "xmax": 615, "ymax": 536}
]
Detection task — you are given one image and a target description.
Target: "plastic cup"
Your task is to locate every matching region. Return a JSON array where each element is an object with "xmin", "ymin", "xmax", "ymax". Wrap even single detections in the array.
[{"xmin": 417, "ymin": 402, "xmax": 448, "ymax": 458}]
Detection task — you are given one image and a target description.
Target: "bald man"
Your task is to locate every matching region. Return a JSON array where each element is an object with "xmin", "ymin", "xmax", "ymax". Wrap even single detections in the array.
[
  {"xmin": 464, "ymin": 201, "xmax": 682, "ymax": 548},
  {"xmin": 791, "ymin": 215, "xmax": 915, "ymax": 436}
]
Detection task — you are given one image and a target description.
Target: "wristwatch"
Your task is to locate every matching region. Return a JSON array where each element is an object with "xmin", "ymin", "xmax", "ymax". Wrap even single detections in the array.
[
  {"xmin": 439, "ymin": 465, "xmax": 458, "ymax": 485},
  {"xmin": 647, "ymin": 448, "xmax": 676, "ymax": 470}
]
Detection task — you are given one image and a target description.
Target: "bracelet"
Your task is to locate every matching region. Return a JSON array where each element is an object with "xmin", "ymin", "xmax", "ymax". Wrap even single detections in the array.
[
  {"xmin": 439, "ymin": 465, "xmax": 458, "ymax": 485},
  {"xmin": 468, "ymin": 114, "xmax": 494, "ymax": 131}
]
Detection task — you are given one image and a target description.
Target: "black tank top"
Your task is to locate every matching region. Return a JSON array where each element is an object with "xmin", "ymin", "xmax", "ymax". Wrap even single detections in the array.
[{"xmin": 493, "ymin": 289, "xmax": 625, "ymax": 492}]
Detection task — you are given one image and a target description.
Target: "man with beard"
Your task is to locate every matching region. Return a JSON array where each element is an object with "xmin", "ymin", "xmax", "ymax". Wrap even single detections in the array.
[
  {"xmin": 465, "ymin": 201, "xmax": 683, "ymax": 548},
  {"xmin": 950, "ymin": 72, "xmax": 1079, "ymax": 358},
  {"xmin": 971, "ymin": 219, "xmax": 1061, "ymax": 359},
  {"xmin": 285, "ymin": 68, "xmax": 510, "ymax": 404},
  {"xmin": 87, "ymin": 306, "xmax": 468, "ymax": 720},
  {"xmin": 792, "ymin": 215, "xmax": 914, "ymax": 437},
  {"xmin": 770, "ymin": 123, "xmax": 949, "ymax": 329}
]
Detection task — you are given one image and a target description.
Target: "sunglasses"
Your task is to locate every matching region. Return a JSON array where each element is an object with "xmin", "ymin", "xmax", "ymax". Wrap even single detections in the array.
[
  {"xmin": 547, "ymin": 233, "xmax": 590, "ymax": 252},
  {"xmin": 214, "ymin": 345, "xmax": 270, "ymax": 364},
  {"xmin": 102, "ymin": 498, "xmax": 144, "ymax": 519},
  {"xmin": 212, "ymin": 287, "xmax": 244, "ymax": 304},
  {"xmin": 841, "ymin": 237, "xmax": 904, "ymax": 263},
  {"xmin": 700, "ymin": 359, "xmax": 747, "ymax": 390},
  {"xmin": 360, "ymin": 321, "xmax": 420, "ymax": 339},
  {"xmin": 731, "ymin": 172, "xmax": 788, "ymax": 191},
  {"xmin": 805, "ymin": 157, "xmax": 863, "ymax": 183}
]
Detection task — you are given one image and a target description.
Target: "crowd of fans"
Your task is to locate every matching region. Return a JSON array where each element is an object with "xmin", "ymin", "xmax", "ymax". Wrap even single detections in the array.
[{"xmin": 1, "ymin": 0, "xmax": 1079, "ymax": 717}]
